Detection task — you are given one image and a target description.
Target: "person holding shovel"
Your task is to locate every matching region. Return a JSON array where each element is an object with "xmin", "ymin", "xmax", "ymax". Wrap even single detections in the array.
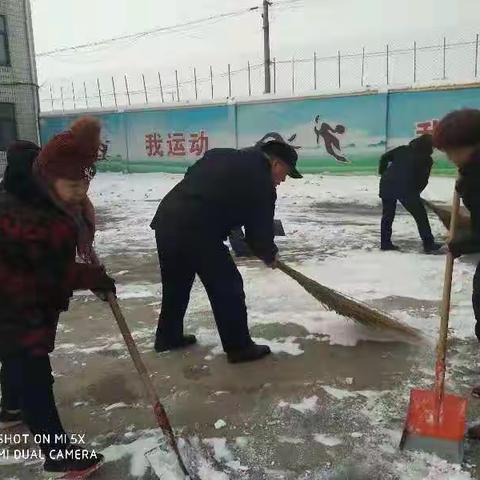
[
  {"xmin": 433, "ymin": 109, "xmax": 480, "ymax": 432},
  {"xmin": 379, "ymin": 134, "xmax": 442, "ymax": 253},
  {"xmin": 151, "ymin": 141, "xmax": 302, "ymax": 363},
  {"xmin": 0, "ymin": 118, "xmax": 115, "ymax": 475}
]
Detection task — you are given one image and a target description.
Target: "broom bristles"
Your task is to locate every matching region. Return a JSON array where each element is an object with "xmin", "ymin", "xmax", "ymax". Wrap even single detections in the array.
[
  {"xmin": 278, "ymin": 261, "xmax": 422, "ymax": 339},
  {"xmin": 423, "ymin": 199, "xmax": 471, "ymax": 231}
]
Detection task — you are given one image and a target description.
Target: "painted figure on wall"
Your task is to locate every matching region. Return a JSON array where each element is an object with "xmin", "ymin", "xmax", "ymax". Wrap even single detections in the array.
[
  {"xmin": 314, "ymin": 115, "xmax": 348, "ymax": 163},
  {"xmin": 256, "ymin": 132, "xmax": 301, "ymax": 150}
]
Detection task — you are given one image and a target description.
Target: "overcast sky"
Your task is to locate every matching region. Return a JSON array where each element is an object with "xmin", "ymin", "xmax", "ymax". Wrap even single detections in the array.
[{"xmin": 30, "ymin": 0, "xmax": 480, "ymax": 89}]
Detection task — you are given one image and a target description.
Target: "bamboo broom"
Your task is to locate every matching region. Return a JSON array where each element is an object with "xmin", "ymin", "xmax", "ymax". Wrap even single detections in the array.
[
  {"xmin": 423, "ymin": 199, "xmax": 471, "ymax": 231},
  {"xmin": 277, "ymin": 261, "xmax": 422, "ymax": 340}
]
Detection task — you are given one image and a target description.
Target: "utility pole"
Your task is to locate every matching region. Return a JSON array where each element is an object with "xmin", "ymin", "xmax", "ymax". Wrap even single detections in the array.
[{"xmin": 263, "ymin": 0, "xmax": 272, "ymax": 93}]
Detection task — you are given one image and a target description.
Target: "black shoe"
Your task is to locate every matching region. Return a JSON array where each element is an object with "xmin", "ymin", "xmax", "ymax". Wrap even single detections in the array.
[
  {"xmin": 381, "ymin": 243, "xmax": 400, "ymax": 251},
  {"xmin": 154, "ymin": 334, "xmax": 197, "ymax": 353},
  {"xmin": 0, "ymin": 409, "xmax": 23, "ymax": 430},
  {"xmin": 423, "ymin": 242, "xmax": 443, "ymax": 254},
  {"xmin": 227, "ymin": 343, "xmax": 271, "ymax": 364},
  {"xmin": 44, "ymin": 445, "xmax": 104, "ymax": 473}
]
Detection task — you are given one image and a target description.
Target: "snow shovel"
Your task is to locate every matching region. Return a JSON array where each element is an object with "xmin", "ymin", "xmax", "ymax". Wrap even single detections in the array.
[
  {"xmin": 400, "ymin": 188, "xmax": 467, "ymax": 463},
  {"xmin": 88, "ymin": 250, "xmax": 194, "ymax": 478}
]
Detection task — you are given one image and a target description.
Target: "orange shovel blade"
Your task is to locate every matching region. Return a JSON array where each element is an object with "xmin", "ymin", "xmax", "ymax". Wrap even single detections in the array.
[
  {"xmin": 403, "ymin": 389, "xmax": 467, "ymax": 441},
  {"xmin": 401, "ymin": 389, "xmax": 467, "ymax": 462}
]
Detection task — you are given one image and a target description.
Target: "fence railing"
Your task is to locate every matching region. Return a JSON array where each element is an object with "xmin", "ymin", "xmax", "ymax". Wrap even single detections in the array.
[{"xmin": 39, "ymin": 35, "xmax": 480, "ymax": 112}]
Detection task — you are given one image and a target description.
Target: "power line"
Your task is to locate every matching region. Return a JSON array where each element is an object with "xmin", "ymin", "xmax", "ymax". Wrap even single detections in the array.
[
  {"xmin": 271, "ymin": 0, "xmax": 305, "ymax": 8},
  {"xmin": 36, "ymin": 6, "xmax": 260, "ymax": 58}
]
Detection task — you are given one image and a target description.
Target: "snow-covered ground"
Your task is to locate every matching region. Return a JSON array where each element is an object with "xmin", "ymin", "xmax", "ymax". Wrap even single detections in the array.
[{"xmin": 2, "ymin": 173, "xmax": 480, "ymax": 480}]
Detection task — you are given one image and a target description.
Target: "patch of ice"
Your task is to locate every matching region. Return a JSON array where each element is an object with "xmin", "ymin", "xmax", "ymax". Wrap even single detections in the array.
[
  {"xmin": 214, "ymin": 419, "xmax": 227, "ymax": 430},
  {"xmin": 235, "ymin": 437, "xmax": 249, "ymax": 448},
  {"xmin": 279, "ymin": 396, "xmax": 318, "ymax": 414},
  {"xmin": 203, "ymin": 438, "xmax": 248, "ymax": 472},
  {"xmin": 313, "ymin": 433, "xmax": 343, "ymax": 447},
  {"xmin": 321, "ymin": 386, "xmax": 358, "ymax": 400},
  {"xmin": 197, "ymin": 461, "xmax": 229, "ymax": 480},
  {"xmin": 278, "ymin": 436, "xmax": 305, "ymax": 444},
  {"xmin": 395, "ymin": 452, "xmax": 472, "ymax": 480},
  {"xmin": 253, "ymin": 337, "xmax": 304, "ymax": 356},
  {"xmin": 105, "ymin": 402, "xmax": 129, "ymax": 411},
  {"xmin": 116, "ymin": 283, "xmax": 160, "ymax": 300},
  {"xmin": 102, "ymin": 433, "xmax": 181, "ymax": 478}
]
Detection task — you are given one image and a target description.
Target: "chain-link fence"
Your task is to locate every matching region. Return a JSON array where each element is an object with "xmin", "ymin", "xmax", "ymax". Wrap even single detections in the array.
[{"xmin": 39, "ymin": 36, "xmax": 480, "ymax": 112}]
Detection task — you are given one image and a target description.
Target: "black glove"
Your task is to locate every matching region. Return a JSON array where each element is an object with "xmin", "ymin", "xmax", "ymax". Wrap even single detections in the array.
[
  {"xmin": 448, "ymin": 240, "xmax": 464, "ymax": 259},
  {"xmin": 91, "ymin": 270, "xmax": 116, "ymax": 302}
]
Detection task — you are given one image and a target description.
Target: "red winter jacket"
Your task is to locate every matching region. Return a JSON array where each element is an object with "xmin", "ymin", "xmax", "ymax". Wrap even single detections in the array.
[{"xmin": 0, "ymin": 183, "xmax": 103, "ymax": 357}]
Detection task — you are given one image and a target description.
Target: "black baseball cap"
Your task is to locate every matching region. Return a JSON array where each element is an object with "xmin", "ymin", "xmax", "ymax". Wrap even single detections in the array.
[{"xmin": 260, "ymin": 140, "xmax": 303, "ymax": 179}]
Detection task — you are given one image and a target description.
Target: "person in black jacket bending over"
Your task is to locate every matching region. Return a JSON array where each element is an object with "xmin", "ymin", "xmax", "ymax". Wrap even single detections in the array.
[
  {"xmin": 379, "ymin": 134, "xmax": 442, "ymax": 253},
  {"xmin": 433, "ymin": 110, "xmax": 480, "ymax": 423},
  {"xmin": 150, "ymin": 141, "xmax": 302, "ymax": 364}
]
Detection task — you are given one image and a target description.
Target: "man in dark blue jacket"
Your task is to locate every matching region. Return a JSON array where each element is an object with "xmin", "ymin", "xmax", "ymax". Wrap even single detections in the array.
[
  {"xmin": 379, "ymin": 134, "xmax": 441, "ymax": 253},
  {"xmin": 150, "ymin": 141, "xmax": 302, "ymax": 363}
]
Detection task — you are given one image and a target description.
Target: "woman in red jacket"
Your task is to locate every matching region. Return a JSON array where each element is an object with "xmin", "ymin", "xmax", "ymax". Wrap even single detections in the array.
[{"xmin": 0, "ymin": 118, "xmax": 115, "ymax": 475}]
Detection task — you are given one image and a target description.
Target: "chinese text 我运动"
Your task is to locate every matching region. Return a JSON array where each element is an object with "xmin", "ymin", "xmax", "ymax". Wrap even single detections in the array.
[{"xmin": 145, "ymin": 131, "xmax": 209, "ymax": 158}]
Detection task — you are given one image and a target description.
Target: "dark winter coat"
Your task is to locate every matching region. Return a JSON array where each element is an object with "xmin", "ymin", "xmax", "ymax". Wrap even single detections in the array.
[
  {"xmin": 151, "ymin": 148, "xmax": 278, "ymax": 264},
  {"xmin": 379, "ymin": 145, "xmax": 433, "ymax": 199},
  {"xmin": 453, "ymin": 151, "xmax": 480, "ymax": 255},
  {"xmin": 0, "ymin": 148, "xmax": 102, "ymax": 357}
]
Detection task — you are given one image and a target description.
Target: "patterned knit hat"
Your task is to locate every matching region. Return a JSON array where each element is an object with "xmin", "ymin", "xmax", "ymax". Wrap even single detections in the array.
[{"xmin": 35, "ymin": 116, "xmax": 101, "ymax": 181}]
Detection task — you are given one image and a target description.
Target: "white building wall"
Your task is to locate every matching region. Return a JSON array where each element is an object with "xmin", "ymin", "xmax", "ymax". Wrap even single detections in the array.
[{"xmin": 0, "ymin": 0, "xmax": 38, "ymax": 174}]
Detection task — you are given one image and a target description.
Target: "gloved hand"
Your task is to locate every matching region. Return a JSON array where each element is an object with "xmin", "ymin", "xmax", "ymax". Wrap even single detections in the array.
[
  {"xmin": 267, "ymin": 254, "xmax": 280, "ymax": 270},
  {"xmin": 447, "ymin": 240, "xmax": 464, "ymax": 259},
  {"xmin": 90, "ymin": 267, "xmax": 116, "ymax": 302}
]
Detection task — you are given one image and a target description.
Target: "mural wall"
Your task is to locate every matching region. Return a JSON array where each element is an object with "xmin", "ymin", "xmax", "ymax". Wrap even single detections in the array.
[
  {"xmin": 387, "ymin": 87, "xmax": 480, "ymax": 173},
  {"xmin": 124, "ymin": 105, "xmax": 236, "ymax": 173},
  {"xmin": 40, "ymin": 85, "xmax": 480, "ymax": 175},
  {"xmin": 237, "ymin": 94, "xmax": 387, "ymax": 173}
]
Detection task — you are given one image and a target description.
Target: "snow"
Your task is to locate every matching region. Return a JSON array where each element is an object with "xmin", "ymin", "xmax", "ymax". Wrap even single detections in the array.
[
  {"xmin": 105, "ymin": 402, "xmax": 129, "ymax": 411},
  {"xmin": 395, "ymin": 454, "xmax": 473, "ymax": 480},
  {"xmin": 88, "ymin": 173, "xmax": 468, "ymax": 353},
  {"xmin": 102, "ymin": 433, "xmax": 176, "ymax": 477},
  {"xmin": 313, "ymin": 433, "xmax": 343, "ymax": 447},
  {"xmin": 214, "ymin": 420, "xmax": 227, "ymax": 430},
  {"xmin": 278, "ymin": 436, "xmax": 305, "ymax": 444},
  {"xmin": 279, "ymin": 396, "xmax": 319, "ymax": 414},
  {"xmin": 321, "ymin": 386, "xmax": 359, "ymax": 400},
  {"xmin": 53, "ymin": 173, "xmax": 478, "ymax": 479},
  {"xmin": 204, "ymin": 438, "xmax": 248, "ymax": 471}
]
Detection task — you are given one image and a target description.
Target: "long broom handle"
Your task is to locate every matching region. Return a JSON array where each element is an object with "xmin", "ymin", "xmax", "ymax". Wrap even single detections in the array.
[
  {"xmin": 434, "ymin": 187, "xmax": 460, "ymax": 419},
  {"xmin": 89, "ymin": 252, "xmax": 190, "ymax": 477}
]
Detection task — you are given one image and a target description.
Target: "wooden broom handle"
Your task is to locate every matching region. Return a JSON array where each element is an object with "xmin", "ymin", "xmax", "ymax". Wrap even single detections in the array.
[
  {"xmin": 434, "ymin": 187, "xmax": 461, "ymax": 410},
  {"xmin": 106, "ymin": 294, "xmax": 190, "ymax": 476},
  {"xmin": 87, "ymin": 250, "xmax": 189, "ymax": 476}
]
